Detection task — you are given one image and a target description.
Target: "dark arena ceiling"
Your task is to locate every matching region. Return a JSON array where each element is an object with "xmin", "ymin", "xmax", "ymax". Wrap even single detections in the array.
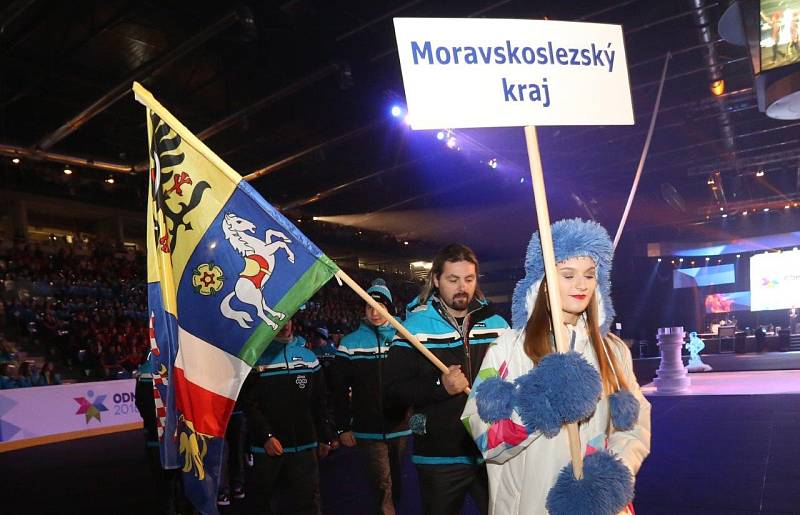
[{"xmin": 1, "ymin": 0, "xmax": 798, "ymax": 257}]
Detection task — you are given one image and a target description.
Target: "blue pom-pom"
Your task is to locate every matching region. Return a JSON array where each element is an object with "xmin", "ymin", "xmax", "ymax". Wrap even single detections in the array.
[
  {"xmin": 514, "ymin": 352, "xmax": 602, "ymax": 437},
  {"xmin": 609, "ymin": 390, "xmax": 640, "ymax": 431},
  {"xmin": 515, "ymin": 368, "xmax": 562, "ymax": 437},
  {"xmin": 546, "ymin": 450, "xmax": 634, "ymax": 515},
  {"xmin": 475, "ymin": 376, "xmax": 516, "ymax": 423}
]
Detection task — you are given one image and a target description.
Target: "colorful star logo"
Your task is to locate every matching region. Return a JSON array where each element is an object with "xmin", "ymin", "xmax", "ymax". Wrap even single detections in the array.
[
  {"xmin": 761, "ymin": 277, "xmax": 779, "ymax": 288},
  {"xmin": 74, "ymin": 390, "xmax": 108, "ymax": 423}
]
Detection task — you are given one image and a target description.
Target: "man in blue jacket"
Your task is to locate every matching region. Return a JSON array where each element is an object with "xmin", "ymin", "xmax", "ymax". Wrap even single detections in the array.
[
  {"xmin": 334, "ymin": 279, "xmax": 411, "ymax": 515},
  {"xmin": 384, "ymin": 244, "xmax": 509, "ymax": 515}
]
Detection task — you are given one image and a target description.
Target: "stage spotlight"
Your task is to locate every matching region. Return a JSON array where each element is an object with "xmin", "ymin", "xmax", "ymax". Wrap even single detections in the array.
[
  {"xmin": 520, "ymin": 177, "xmax": 525, "ymax": 183},
  {"xmin": 391, "ymin": 105, "xmax": 403, "ymax": 117},
  {"xmin": 679, "ymin": 258, "xmax": 684, "ymax": 262},
  {"xmin": 446, "ymin": 136, "xmax": 457, "ymax": 149},
  {"xmin": 63, "ymin": 167, "xmax": 72, "ymax": 175},
  {"xmin": 722, "ymin": 213, "xmax": 728, "ymax": 218},
  {"xmin": 736, "ymin": 254, "xmax": 741, "ymax": 258},
  {"xmin": 487, "ymin": 158, "xmax": 498, "ymax": 169},
  {"xmin": 404, "ymin": 114, "xmax": 413, "ymax": 126},
  {"xmin": 691, "ymin": 260, "xmax": 695, "ymax": 265},
  {"xmin": 710, "ymin": 79, "xmax": 725, "ymax": 96},
  {"xmin": 436, "ymin": 131, "xmax": 445, "ymax": 141},
  {"xmin": 705, "ymin": 257, "xmax": 710, "ymax": 261},
  {"xmin": 717, "ymin": 259, "xmax": 722, "ymax": 263},
  {"xmin": 404, "ymin": 241, "xmax": 409, "ymax": 245},
  {"xmin": 785, "ymin": 205, "xmax": 790, "ymax": 209},
  {"xmin": 105, "ymin": 176, "xmax": 114, "ymax": 184},
  {"xmin": 657, "ymin": 258, "xmax": 662, "ymax": 262},
  {"xmin": 756, "ymin": 170, "xmax": 765, "ymax": 177},
  {"xmin": 312, "ymin": 216, "xmax": 319, "ymax": 221},
  {"xmin": 11, "ymin": 158, "xmax": 20, "ymax": 164},
  {"xmin": 743, "ymin": 210, "xmax": 748, "ymax": 215},
  {"xmin": 671, "ymin": 259, "xmax": 675, "ymax": 264},
  {"xmin": 707, "ymin": 177, "xmax": 714, "ymax": 185},
  {"xmin": 719, "ymin": 207, "xmax": 724, "ymax": 211},
  {"xmin": 763, "ymin": 207, "xmax": 770, "ymax": 212}
]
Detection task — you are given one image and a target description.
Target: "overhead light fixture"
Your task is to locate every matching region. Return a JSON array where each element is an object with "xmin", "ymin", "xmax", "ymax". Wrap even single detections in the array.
[
  {"xmin": 707, "ymin": 177, "xmax": 715, "ymax": 185},
  {"xmin": 743, "ymin": 210, "xmax": 748, "ymax": 215},
  {"xmin": 436, "ymin": 131, "xmax": 445, "ymax": 141},
  {"xmin": 11, "ymin": 158, "xmax": 20, "ymax": 164},
  {"xmin": 679, "ymin": 258, "xmax": 684, "ymax": 262},
  {"xmin": 487, "ymin": 158, "xmax": 498, "ymax": 169},
  {"xmin": 756, "ymin": 170, "xmax": 765, "ymax": 177},
  {"xmin": 719, "ymin": 207, "xmax": 724, "ymax": 211},
  {"xmin": 763, "ymin": 207, "xmax": 770, "ymax": 212},
  {"xmin": 446, "ymin": 136, "xmax": 457, "ymax": 149},
  {"xmin": 657, "ymin": 258, "xmax": 662, "ymax": 262},
  {"xmin": 63, "ymin": 167, "xmax": 72, "ymax": 175},
  {"xmin": 722, "ymin": 213, "xmax": 728, "ymax": 218},
  {"xmin": 390, "ymin": 105, "xmax": 403, "ymax": 118},
  {"xmin": 785, "ymin": 205, "xmax": 790, "ymax": 209},
  {"xmin": 736, "ymin": 254, "xmax": 741, "ymax": 258},
  {"xmin": 710, "ymin": 79, "xmax": 725, "ymax": 96},
  {"xmin": 105, "ymin": 176, "xmax": 114, "ymax": 184},
  {"xmin": 705, "ymin": 257, "xmax": 710, "ymax": 261}
]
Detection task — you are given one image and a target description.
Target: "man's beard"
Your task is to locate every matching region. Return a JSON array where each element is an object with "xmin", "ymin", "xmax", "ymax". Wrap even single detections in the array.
[{"xmin": 448, "ymin": 293, "xmax": 470, "ymax": 311}]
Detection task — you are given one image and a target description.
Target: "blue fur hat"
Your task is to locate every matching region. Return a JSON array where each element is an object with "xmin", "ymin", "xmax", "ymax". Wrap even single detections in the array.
[{"xmin": 511, "ymin": 218, "xmax": 615, "ymax": 334}]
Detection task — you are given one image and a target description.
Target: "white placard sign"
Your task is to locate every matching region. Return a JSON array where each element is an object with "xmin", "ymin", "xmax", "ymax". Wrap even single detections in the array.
[
  {"xmin": 393, "ymin": 18, "xmax": 633, "ymax": 129},
  {"xmin": 0, "ymin": 379, "xmax": 141, "ymax": 443}
]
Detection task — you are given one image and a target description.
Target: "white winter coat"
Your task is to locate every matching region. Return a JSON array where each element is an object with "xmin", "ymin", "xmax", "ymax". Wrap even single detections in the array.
[{"xmin": 461, "ymin": 316, "xmax": 651, "ymax": 515}]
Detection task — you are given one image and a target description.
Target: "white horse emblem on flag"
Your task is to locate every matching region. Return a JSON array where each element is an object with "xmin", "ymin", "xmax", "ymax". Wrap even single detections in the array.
[{"xmin": 220, "ymin": 213, "xmax": 295, "ymax": 330}]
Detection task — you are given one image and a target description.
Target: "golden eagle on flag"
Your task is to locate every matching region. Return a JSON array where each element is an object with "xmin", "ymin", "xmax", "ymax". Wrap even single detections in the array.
[{"xmin": 137, "ymin": 82, "xmax": 338, "ymax": 514}]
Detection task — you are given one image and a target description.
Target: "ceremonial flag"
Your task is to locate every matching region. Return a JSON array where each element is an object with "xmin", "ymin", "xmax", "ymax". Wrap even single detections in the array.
[{"xmin": 137, "ymin": 82, "xmax": 338, "ymax": 514}]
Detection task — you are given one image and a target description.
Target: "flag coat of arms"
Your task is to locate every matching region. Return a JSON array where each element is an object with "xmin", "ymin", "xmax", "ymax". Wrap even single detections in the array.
[{"xmin": 138, "ymin": 83, "xmax": 338, "ymax": 514}]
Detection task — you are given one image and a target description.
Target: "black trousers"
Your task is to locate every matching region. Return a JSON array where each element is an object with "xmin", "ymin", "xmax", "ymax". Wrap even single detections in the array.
[
  {"xmin": 220, "ymin": 412, "xmax": 247, "ymax": 493},
  {"xmin": 248, "ymin": 449, "xmax": 320, "ymax": 515},
  {"xmin": 415, "ymin": 462, "xmax": 489, "ymax": 515}
]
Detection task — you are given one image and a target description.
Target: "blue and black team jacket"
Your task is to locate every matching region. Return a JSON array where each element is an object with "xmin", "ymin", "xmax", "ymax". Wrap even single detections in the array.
[
  {"xmin": 240, "ymin": 337, "xmax": 334, "ymax": 455},
  {"xmin": 333, "ymin": 321, "xmax": 410, "ymax": 440},
  {"xmin": 384, "ymin": 296, "xmax": 509, "ymax": 465}
]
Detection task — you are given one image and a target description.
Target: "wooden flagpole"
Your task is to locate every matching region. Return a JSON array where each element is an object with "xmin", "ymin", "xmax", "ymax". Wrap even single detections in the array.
[
  {"xmin": 523, "ymin": 125, "xmax": 584, "ymax": 479},
  {"xmin": 335, "ymin": 268, "xmax": 468, "ymax": 394}
]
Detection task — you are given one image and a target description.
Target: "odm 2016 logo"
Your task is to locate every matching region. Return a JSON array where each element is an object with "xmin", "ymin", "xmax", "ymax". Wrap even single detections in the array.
[{"xmin": 74, "ymin": 390, "xmax": 108, "ymax": 424}]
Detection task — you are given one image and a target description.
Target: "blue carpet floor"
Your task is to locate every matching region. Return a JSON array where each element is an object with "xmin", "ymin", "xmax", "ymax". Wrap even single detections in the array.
[{"xmin": 2, "ymin": 393, "xmax": 799, "ymax": 514}]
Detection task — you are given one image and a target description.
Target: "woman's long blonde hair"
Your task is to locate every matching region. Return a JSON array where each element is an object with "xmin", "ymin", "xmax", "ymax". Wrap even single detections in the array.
[{"xmin": 522, "ymin": 281, "xmax": 628, "ymax": 394}]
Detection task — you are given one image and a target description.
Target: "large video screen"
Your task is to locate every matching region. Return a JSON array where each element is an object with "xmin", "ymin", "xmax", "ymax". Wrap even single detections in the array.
[
  {"xmin": 673, "ymin": 264, "xmax": 736, "ymax": 289},
  {"xmin": 750, "ymin": 251, "xmax": 800, "ymax": 311},
  {"xmin": 705, "ymin": 292, "xmax": 751, "ymax": 313},
  {"xmin": 760, "ymin": 0, "xmax": 800, "ymax": 71}
]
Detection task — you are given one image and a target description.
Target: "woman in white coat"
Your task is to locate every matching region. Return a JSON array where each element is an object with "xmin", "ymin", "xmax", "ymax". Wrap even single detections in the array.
[{"xmin": 461, "ymin": 219, "xmax": 651, "ymax": 515}]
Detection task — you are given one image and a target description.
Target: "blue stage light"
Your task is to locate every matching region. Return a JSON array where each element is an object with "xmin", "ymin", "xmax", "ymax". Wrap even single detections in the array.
[{"xmin": 391, "ymin": 105, "xmax": 403, "ymax": 117}]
